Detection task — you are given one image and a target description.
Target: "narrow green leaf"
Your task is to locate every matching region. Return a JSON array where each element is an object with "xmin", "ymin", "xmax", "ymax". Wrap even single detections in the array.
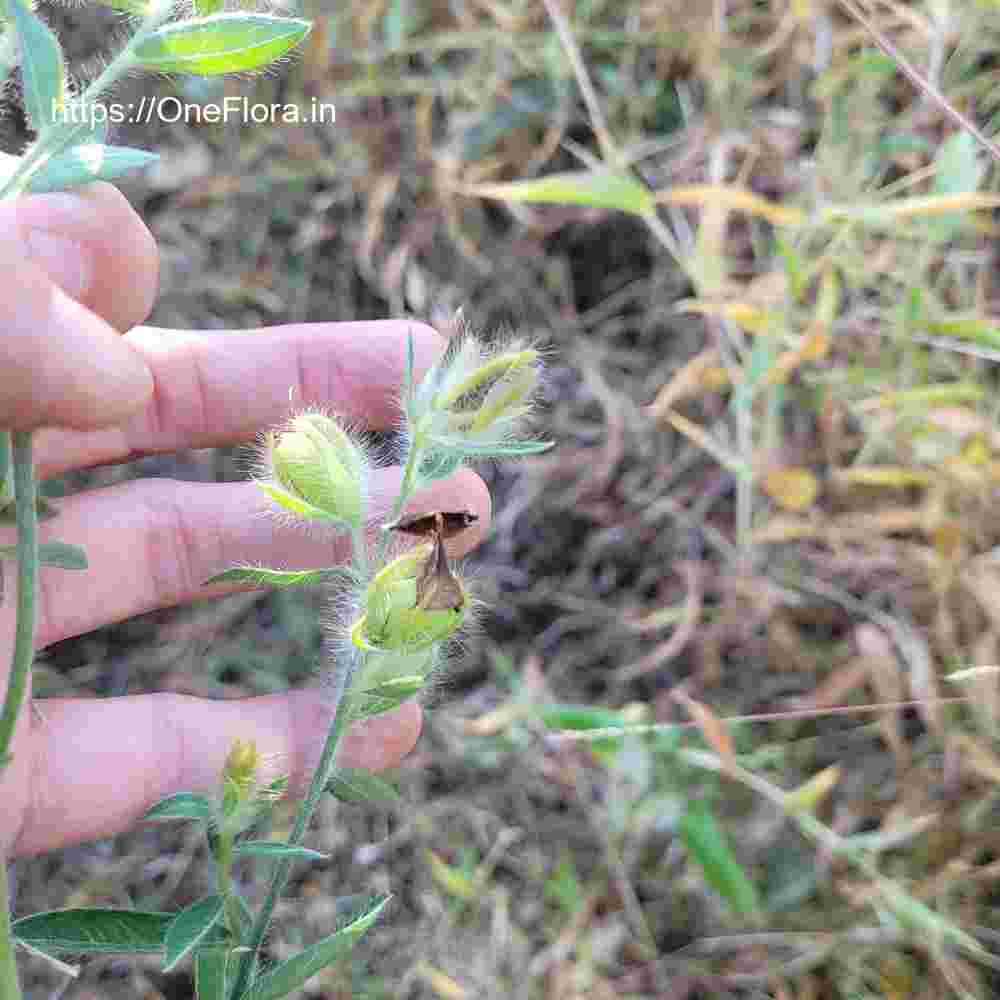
[
  {"xmin": 143, "ymin": 792, "xmax": 214, "ymax": 822},
  {"xmin": 0, "ymin": 432, "xmax": 11, "ymax": 505},
  {"xmin": 134, "ymin": 14, "xmax": 311, "ymax": 76},
  {"xmin": 538, "ymin": 703, "xmax": 632, "ymax": 758},
  {"xmin": 731, "ymin": 332, "xmax": 778, "ymax": 414},
  {"xmin": 27, "ymin": 144, "xmax": 158, "ymax": 193},
  {"xmin": 467, "ymin": 169, "xmax": 654, "ymax": 216},
  {"xmin": 0, "ymin": 31, "xmax": 18, "ymax": 91},
  {"xmin": 233, "ymin": 841, "xmax": 328, "ymax": 861},
  {"xmin": 345, "ymin": 691, "xmax": 406, "ymax": 720},
  {"xmin": 679, "ymin": 800, "xmax": 759, "ymax": 915},
  {"xmin": 348, "ymin": 675, "xmax": 426, "ymax": 719},
  {"xmin": 0, "ymin": 495, "xmax": 58, "ymax": 524},
  {"xmin": 195, "ymin": 945, "xmax": 230, "ymax": 1000},
  {"xmin": 458, "ymin": 439, "xmax": 554, "ymax": 458},
  {"xmin": 415, "ymin": 449, "xmax": 463, "ymax": 484},
  {"xmin": 38, "ymin": 540, "xmax": 88, "ymax": 569},
  {"xmin": 163, "ymin": 896, "xmax": 225, "ymax": 973},
  {"xmin": 93, "ymin": 0, "xmax": 150, "ymax": 12},
  {"xmin": 328, "ymin": 768, "xmax": 401, "ymax": 804},
  {"xmin": 927, "ymin": 131, "xmax": 983, "ymax": 239},
  {"xmin": 13, "ymin": 909, "xmax": 172, "ymax": 955},
  {"xmin": 240, "ymin": 896, "xmax": 390, "ymax": 1000},
  {"xmin": 539, "ymin": 704, "xmax": 630, "ymax": 731},
  {"xmin": 403, "ymin": 329, "xmax": 417, "ymax": 422},
  {"xmin": 9, "ymin": 0, "xmax": 65, "ymax": 133},
  {"xmin": 0, "ymin": 540, "xmax": 87, "ymax": 570},
  {"xmin": 203, "ymin": 565, "xmax": 354, "ymax": 588}
]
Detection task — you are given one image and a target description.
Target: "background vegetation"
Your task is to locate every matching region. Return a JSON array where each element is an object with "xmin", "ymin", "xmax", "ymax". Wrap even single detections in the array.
[{"xmin": 10, "ymin": 1, "xmax": 1000, "ymax": 996}]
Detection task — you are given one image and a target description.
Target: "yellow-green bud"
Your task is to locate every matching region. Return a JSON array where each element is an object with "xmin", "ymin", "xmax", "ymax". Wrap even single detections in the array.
[
  {"xmin": 268, "ymin": 413, "xmax": 364, "ymax": 526},
  {"xmin": 223, "ymin": 738, "xmax": 260, "ymax": 793}
]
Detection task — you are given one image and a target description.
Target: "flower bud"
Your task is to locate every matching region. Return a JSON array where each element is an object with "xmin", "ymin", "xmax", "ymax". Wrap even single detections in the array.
[
  {"xmin": 223, "ymin": 738, "xmax": 260, "ymax": 794},
  {"xmin": 434, "ymin": 344, "xmax": 540, "ymax": 417},
  {"xmin": 265, "ymin": 412, "xmax": 366, "ymax": 527},
  {"xmin": 406, "ymin": 332, "xmax": 549, "ymax": 484}
]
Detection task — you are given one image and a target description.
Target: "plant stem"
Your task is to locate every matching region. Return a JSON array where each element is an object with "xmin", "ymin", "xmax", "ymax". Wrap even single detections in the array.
[
  {"xmin": 374, "ymin": 434, "xmax": 422, "ymax": 569},
  {"xmin": 230, "ymin": 439, "xmax": 423, "ymax": 998},
  {"xmin": 0, "ymin": 0, "xmax": 176, "ymax": 198},
  {"xmin": 0, "ymin": 861, "xmax": 20, "ymax": 1000},
  {"xmin": 0, "ymin": 431, "xmax": 36, "ymax": 1000},
  {"xmin": 214, "ymin": 831, "xmax": 245, "ymax": 944},
  {"xmin": 227, "ymin": 662, "xmax": 355, "ymax": 1000},
  {"xmin": 0, "ymin": 432, "xmax": 37, "ymax": 769}
]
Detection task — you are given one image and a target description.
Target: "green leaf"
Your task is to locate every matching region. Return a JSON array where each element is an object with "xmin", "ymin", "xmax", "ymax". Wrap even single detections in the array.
[
  {"xmin": 194, "ymin": 0, "xmax": 224, "ymax": 14},
  {"xmin": 240, "ymin": 896, "xmax": 390, "ymax": 1000},
  {"xmin": 8, "ymin": 0, "xmax": 66, "ymax": 133},
  {"xmin": 679, "ymin": 799, "xmax": 759, "ymax": 916},
  {"xmin": 39, "ymin": 540, "xmax": 88, "ymax": 569},
  {"xmin": 0, "ymin": 540, "xmax": 87, "ymax": 570},
  {"xmin": 164, "ymin": 896, "xmax": 225, "ymax": 973},
  {"xmin": 454, "ymin": 439, "xmax": 554, "ymax": 458},
  {"xmin": 0, "ymin": 495, "xmax": 58, "ymax": 524},
  {"xmin": 27, "ymin": 144, "xmax": 158, "ymax": 193},
  {"xmin": 233, "ymin": 840, "xmax": 329, "ymax": 861},
  {"xmin": 928, "ymin": 131, "xmax": 983, "ymax": 239},
  {"xmin": 203, "ymin": 565, "xmax": 355, "ymax": 588},
  {"xmin": 195, "ymin": 945, "xmax": 230, "ymax": 1000},
  {"xmin": 13, "ymin": 909, "xmax": 172, "ymax": 955},
  {"xmin": 134, "ymin": 14, "xmax": 311, "ymax": 76},
  {"xmin": 0, "ymin": 431, "xmax": 11, "ymax": 505},
  {"xmin": 538, "ymin": 704, "xmax": 631, "ymax": 731},
  {"xmin": 327, "ymin": 768, "xmax": 401, "ymax": 804},
  {"xmin": 348, "ymin": 675, "xmax": 426, "ymax": 719},
  {"xmin": 142, "ymin": 792, "xmax": 213, "ymax": 823},
  {"xmin": 538, "ymin": 703, "xmax": 633, "ymax": 759},
  {"xmin": 93, "ymin": 0, "xmax": 150, "ymax": 12},
  {"xmin": 467, "ymin": 169, "xmax": 654, "ymax": 216},
  {"xmin": 415, "ymin": 448, "xmax": 463, "ymax": 484}
]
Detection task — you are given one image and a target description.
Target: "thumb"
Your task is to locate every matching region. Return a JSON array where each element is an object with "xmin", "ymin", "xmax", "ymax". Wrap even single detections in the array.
[{"xmin": 0, "ymin": 189, "xmax": 154, "ymax": 431}]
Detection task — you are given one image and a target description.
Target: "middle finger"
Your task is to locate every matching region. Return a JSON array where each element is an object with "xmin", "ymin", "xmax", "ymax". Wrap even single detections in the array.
[{"xmin": 34, "ymin": 320, "xmax": 446, "ymax": 479}]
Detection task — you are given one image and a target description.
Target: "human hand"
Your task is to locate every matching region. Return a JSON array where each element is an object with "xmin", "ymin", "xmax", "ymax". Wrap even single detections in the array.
[{"xmin": 0, "ymin": 184, "xmax": 490, "ymax": 858}]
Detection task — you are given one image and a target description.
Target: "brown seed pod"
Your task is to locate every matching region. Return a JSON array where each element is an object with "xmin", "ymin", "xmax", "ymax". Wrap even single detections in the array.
[
  {"xmin": 387, "ymin": 511, "xmax": 473, "ymax": 611},
  {"xmin": 414, "ymin": 532, "xmax": 465, "ymax": 611}
]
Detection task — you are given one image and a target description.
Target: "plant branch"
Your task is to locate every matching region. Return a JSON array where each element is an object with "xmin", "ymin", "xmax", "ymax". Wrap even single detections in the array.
[
  {"xmin": 0, "ymin": 431, "xmax": 37, "ymax": 769},
  {"xmin": 0, "ymin": 861, "xmax": 22, "ymax": 1000},
  {"xmin": 227, "ymin": 657, "xmax": 357, "ymax": 999}
]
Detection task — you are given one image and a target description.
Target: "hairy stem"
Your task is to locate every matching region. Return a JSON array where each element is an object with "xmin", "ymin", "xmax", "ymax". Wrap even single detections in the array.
[
  {"xmin": 230, "ymin": 435, "xmax": 425, "ymax": 997},
  {"xmin": 374, "ymin": 433, "xmax": 423, "ymax": 569},
  {"xmin": 0, "ymin": 861, "xmax": 20, "ymax": 1000},
  {"xmin": 227, "ymin": 659, "xmax": 356, "ymax": 999},
  {"xmin": 0, "ymin": 430, "xmax": 36, "ymax": 1000},
  {"xmin": 0, "ymin": 432, "xmax": 37, "ymax": 768}
]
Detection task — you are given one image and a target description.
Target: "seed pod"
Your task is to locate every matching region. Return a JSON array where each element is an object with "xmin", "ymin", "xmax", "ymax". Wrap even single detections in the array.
[{"xmin": 350, "ymin": 544, "xmax": 467, "ymax": 653}]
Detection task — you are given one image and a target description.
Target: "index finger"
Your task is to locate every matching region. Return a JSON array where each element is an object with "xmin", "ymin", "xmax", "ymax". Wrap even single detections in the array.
[{"xmin": 34, "ymin": 320, "xmax": 445, "ymax": 479}]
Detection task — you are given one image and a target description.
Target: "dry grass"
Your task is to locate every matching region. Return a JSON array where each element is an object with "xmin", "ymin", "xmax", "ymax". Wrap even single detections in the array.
[{"xmin": 12, "ymin": 1, "xmax": 1000, "ymax": 997}]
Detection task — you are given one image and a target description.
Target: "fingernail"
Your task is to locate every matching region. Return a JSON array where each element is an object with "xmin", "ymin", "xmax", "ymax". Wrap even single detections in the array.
[{"xmin": 24, "ymin": 229, "xmax": 93, "ymax": 301}]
